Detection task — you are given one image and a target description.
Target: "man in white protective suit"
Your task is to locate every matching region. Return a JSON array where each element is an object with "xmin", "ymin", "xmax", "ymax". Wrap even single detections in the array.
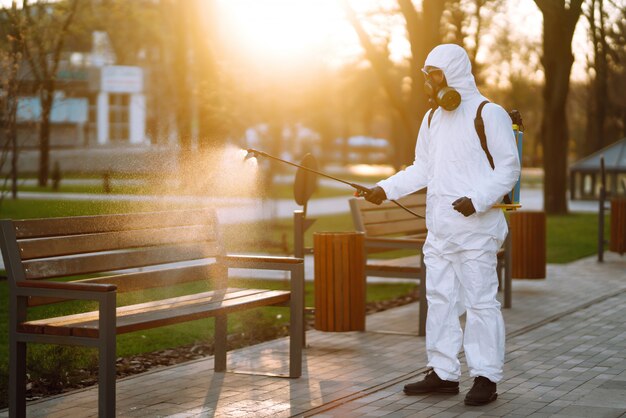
[{"xmin": 364, "ymin": 44, "xmax": 520, "ymax": 406}]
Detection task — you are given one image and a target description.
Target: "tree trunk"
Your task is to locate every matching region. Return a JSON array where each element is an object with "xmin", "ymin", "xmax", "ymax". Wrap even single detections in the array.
[
  {"xmin": 535, "ymin": 0, "xmax": 583, "ymax": 214},
  {"xmin": 170, "ymin": 0, "xmax": 193, "ymax": 173},
  {"xmin": 400, "ymin": 0, "xmax": 444, "ymax": 166},
  {"xmin": 193, "ymin": 0, "xmax": 223, "ymax": 153},
  {"xmin": 38, "ymin": 86, "xmax": 54, "ymax": 187},
  {"xmin": 585, "ymin": 0, "xmax": 609, "ymax": 157},
  {"xmin": 8, "ymin": 6, "xmax": 20, "ymax": 199},
  {"xmin": 16, "ymin": 0, "xmax": 79, "ymax": 188},
  {"xmin": 9, "ymin": 92, "xmax": 18, "ymax": 199},
  {"xmin": 343, "ymin": 0, "xmax": 443, "ymax": 169}
]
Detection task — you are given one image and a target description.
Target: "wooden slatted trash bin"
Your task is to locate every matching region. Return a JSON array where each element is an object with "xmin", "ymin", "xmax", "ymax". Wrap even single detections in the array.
[
  {"xmin": 609, "ymin": 198, "xmax": 626, "ymax": 254},
  {"xmin": 313, "ymin": 232, "xmax": 365, "ymax": 332},
  {"xmin": 510, "ymin": 211, "xmax": 546, "ymax": 279}
]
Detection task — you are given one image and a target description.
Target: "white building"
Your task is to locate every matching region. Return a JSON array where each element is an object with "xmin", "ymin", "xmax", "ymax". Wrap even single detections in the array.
[{"xmin": 91, "ymin": 65, "xmax": 147, "ymax": 145}]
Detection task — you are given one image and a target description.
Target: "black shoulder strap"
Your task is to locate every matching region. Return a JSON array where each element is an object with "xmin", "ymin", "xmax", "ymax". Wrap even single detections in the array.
[
  {"xmin": 427, "ymin": 108, "xmax": 435, "ymax": 128},
  {"xmin": 475, "ymin": 100, "xmax": 511, "ymax": 204},
  {"xmin": 474, "ymin": 100, "xmax": 493, "ymax": 169}
]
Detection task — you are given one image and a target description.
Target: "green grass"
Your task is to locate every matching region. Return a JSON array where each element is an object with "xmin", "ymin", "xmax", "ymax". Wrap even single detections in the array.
[
  {"xmin": 0, "ymin": 198, "xmax": 199, "ymax": 219},
  {"xmin": 12, "ymin": 184, "xmax": 148, "ymax": 195},
  {"xmin": 3, "ymin": 182, "xmax": 353, "ymax": 199},
  {"xmin": 546, "ymin": 213, "xmax": 609, "ymax": 263},
  {"xmin": 259, "ymin": 184, "xmax": 352, "ymax": 199}
]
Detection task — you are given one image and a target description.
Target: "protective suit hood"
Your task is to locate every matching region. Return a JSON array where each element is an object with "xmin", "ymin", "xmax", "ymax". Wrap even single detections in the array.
[{"xmin": 425, "ymin": 44, "xmax": 480, "ymax": 101}]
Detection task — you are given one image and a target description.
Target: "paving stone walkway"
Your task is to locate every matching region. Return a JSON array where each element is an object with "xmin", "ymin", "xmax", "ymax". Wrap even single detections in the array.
[
  {"xmin": 2, "ymin": 252, "xmax": 625, "ymax": 418},
  {"xmin": 314, "ymin": 287, "xmax": 626, "ymax": 418}
]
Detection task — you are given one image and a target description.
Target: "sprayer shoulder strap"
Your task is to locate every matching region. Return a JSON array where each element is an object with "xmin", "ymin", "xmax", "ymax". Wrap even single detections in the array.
[
  {"xmin": 427, "ymin": 102, "xmax": 494, "ymax": 168},
  {"xmin": 474, "ymin": 100, "xmax": 494, "ymax": 169},
  {"xmin": 428, "ymin": 102, "xmax": 499, "ymax": 172},
  {"xmin": 475, "ymin": 100, "xmax": 512, "ymax": 205},
  {"xmin": 427, "ymin": 108, "xmax": 435, "ymax": 128}
]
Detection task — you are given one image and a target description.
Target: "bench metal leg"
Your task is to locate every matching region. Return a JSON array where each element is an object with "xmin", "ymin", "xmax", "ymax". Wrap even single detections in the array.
[
  {"xmin": 504, "ymin": 230, "xmax": 512, "ymax": 308},
  {"xmin": 9, "ymin": 339, "xmax": 26, "ymax": 418},
  {"xmin": 9, "ymin": 289, "xmax": 28, "ymax": 418},
  {"xmin": 98, "ymin": 293, "xmax": 116, "ymax": 418},
  {"xmin": 289, "ymin": 264, "xmax": 304, "ymax": 378},
  {"xmin": 418, "ymin": 253, "xmax": 427, "ymax": 337},
  {"xmin": 214, "ymin": 315, "xmax": 227, "ymax": 372}
]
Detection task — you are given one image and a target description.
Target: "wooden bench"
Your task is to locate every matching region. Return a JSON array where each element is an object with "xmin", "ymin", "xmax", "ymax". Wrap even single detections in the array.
[
  {"xmin": 350, "ymin": 192, "xmax": 512, "ymax": 337},
  {"xmin": 1, "ymin": 209, "xmax": 304, "ymax": 418}
]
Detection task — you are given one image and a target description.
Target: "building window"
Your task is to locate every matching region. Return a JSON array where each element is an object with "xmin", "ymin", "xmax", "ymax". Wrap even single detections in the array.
[
  {"xmin": 109, "ymin": 93, "xmax": 130, "ymax": 142},
  {"xmin": 87, "ymin": 93, "xmax": 97, "ymax": 144}
]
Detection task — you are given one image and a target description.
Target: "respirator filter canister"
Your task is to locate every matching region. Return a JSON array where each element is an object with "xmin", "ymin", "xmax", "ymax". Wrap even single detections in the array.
[{"xmin": 422, "ymin": 67, "xmax": 461, "ymax": 111}]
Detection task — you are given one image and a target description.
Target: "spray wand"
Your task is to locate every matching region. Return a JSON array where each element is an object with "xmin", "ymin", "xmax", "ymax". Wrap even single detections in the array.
[{"xmin": 245, "ymin": 149, "xmax": 424, "ymax": 219}]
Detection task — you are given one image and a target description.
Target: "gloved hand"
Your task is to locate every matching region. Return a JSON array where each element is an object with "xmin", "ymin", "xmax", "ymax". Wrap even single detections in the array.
[
  {"xmin": 452, "ymin": 196, "xmax": 476, "ymax": 217},
  {"xmin": 364, "ymin": 186, "xmax": 387, "ymax": 205}
]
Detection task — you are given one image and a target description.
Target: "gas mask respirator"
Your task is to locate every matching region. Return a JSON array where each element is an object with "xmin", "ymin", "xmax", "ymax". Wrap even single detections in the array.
[{"xmin": 423, "ymin": 67, "xmax": 461, "ymax": 111}]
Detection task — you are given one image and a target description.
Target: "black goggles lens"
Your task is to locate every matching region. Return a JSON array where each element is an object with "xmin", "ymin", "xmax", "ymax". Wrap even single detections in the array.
[{"xmin": 422, "ymin": 68, "xmax": 443, "ymax": 80}]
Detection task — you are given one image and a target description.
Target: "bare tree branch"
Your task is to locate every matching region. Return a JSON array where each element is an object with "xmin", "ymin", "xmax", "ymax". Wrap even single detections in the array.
[
  {"xmin": 340, "ymin": 0, "xmax": 414, "ymax": 140},
  {"xmin": 50, "ymin": 0, "xmax": 79, "ymax": 76},
  {"xmin": 22, "ymin": 0, "xmax": 50, "ymax": 81}
]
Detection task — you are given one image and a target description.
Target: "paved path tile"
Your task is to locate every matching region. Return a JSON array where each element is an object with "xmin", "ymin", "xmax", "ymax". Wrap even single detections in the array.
[{"xmin": 312, "ymin": 288, "xmax": 626, "ymax": 417}]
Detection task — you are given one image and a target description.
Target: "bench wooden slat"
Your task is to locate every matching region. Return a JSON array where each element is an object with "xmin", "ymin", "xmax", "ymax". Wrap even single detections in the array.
[
  {"xmin": 367, "ymin": 255, "xmax": 421, "ymax": 273},
  {"xmin": 22, "ymin": 288, "xmax": 259, "ymax": 334},
  {"xmin": 18, "ymin": 225, "xmax": 215, "ymax": 260},
  {"xmin": 366, "ymin": 219, "xmax": 428, "ymax": 237},
  {"xmin": 17, "ymin": 280, "xmax": 117, "ymax": 292},
  {"xmin": 94, "ymin": 290, "xmax": 291, "ymax": 337},
  {"xmin": 23, "ymin": 242, "xmax": 222, "ymax": 279},
  {"xmin": 364, "ymin": 235, "xmax": 425, "ymax": 254},
  {"xmin": 13, "ymin": 209, "xmax": 214, "ymax": 239},
  {"xmin": 27, "ymin": 263, "xmax": 221, "ymax": 307},
  {"xmin": 353, "ymin": 193, "xmax": 426, "ymax": 212},
  {"xmin": 360, "ymin": 206, "xmax": 427, "ymax": 225},
  {"xmin": 223, "ymin": 255, "xmax": 304, "ymax": 264},
  {"xmin": 366, "ymin": 234, "xmax": 426, "ymax": 243},
  {"xmin": 25, "ymin": 288, "xmax": 258, "ymax": 328},
  {"xmin": 22, "ymin": 289, "xmax": 291, "ymax": 338}
]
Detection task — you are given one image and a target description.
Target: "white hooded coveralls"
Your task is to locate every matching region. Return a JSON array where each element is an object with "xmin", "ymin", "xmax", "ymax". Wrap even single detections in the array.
[{"xmin": 378, "ymin": 44, "xmax": 520, "ymax": 383}]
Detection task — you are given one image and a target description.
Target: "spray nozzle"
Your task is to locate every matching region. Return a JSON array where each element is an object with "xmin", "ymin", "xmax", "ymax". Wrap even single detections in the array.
[
  {"xmin": 244, "ymin": 149, "xmax": 258, "ymax": 161},
  {"xmin": 351, "ymin": 183, "xmax": 372, "ymax": 197}
]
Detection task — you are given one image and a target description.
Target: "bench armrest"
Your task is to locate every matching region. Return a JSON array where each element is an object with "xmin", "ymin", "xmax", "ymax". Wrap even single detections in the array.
[
  {"xmin": 16, "ymin": 280, "xmax": 117, "ymax": 301},
  {"xmin": 220, "ymin": 255, "xmax": 305, "ymax": 312},
  {"xmin": 220, "ymin": 254, "xmax": 304, "ymax": 271}
]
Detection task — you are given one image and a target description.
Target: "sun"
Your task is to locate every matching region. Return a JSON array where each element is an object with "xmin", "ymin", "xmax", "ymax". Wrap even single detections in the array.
[{"xmin": 216, "ymin": 0, "xmax": 349, "ymax": 64}]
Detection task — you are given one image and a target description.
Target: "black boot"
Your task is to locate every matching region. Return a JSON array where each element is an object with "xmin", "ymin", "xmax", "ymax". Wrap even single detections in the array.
[
  {"xmin": 403, "ymin": 369, "xmax": 460, "ymax": 395},
  {"xmin": 464, "ymin": 376, "xmax": 498, "ymax": 405}
]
